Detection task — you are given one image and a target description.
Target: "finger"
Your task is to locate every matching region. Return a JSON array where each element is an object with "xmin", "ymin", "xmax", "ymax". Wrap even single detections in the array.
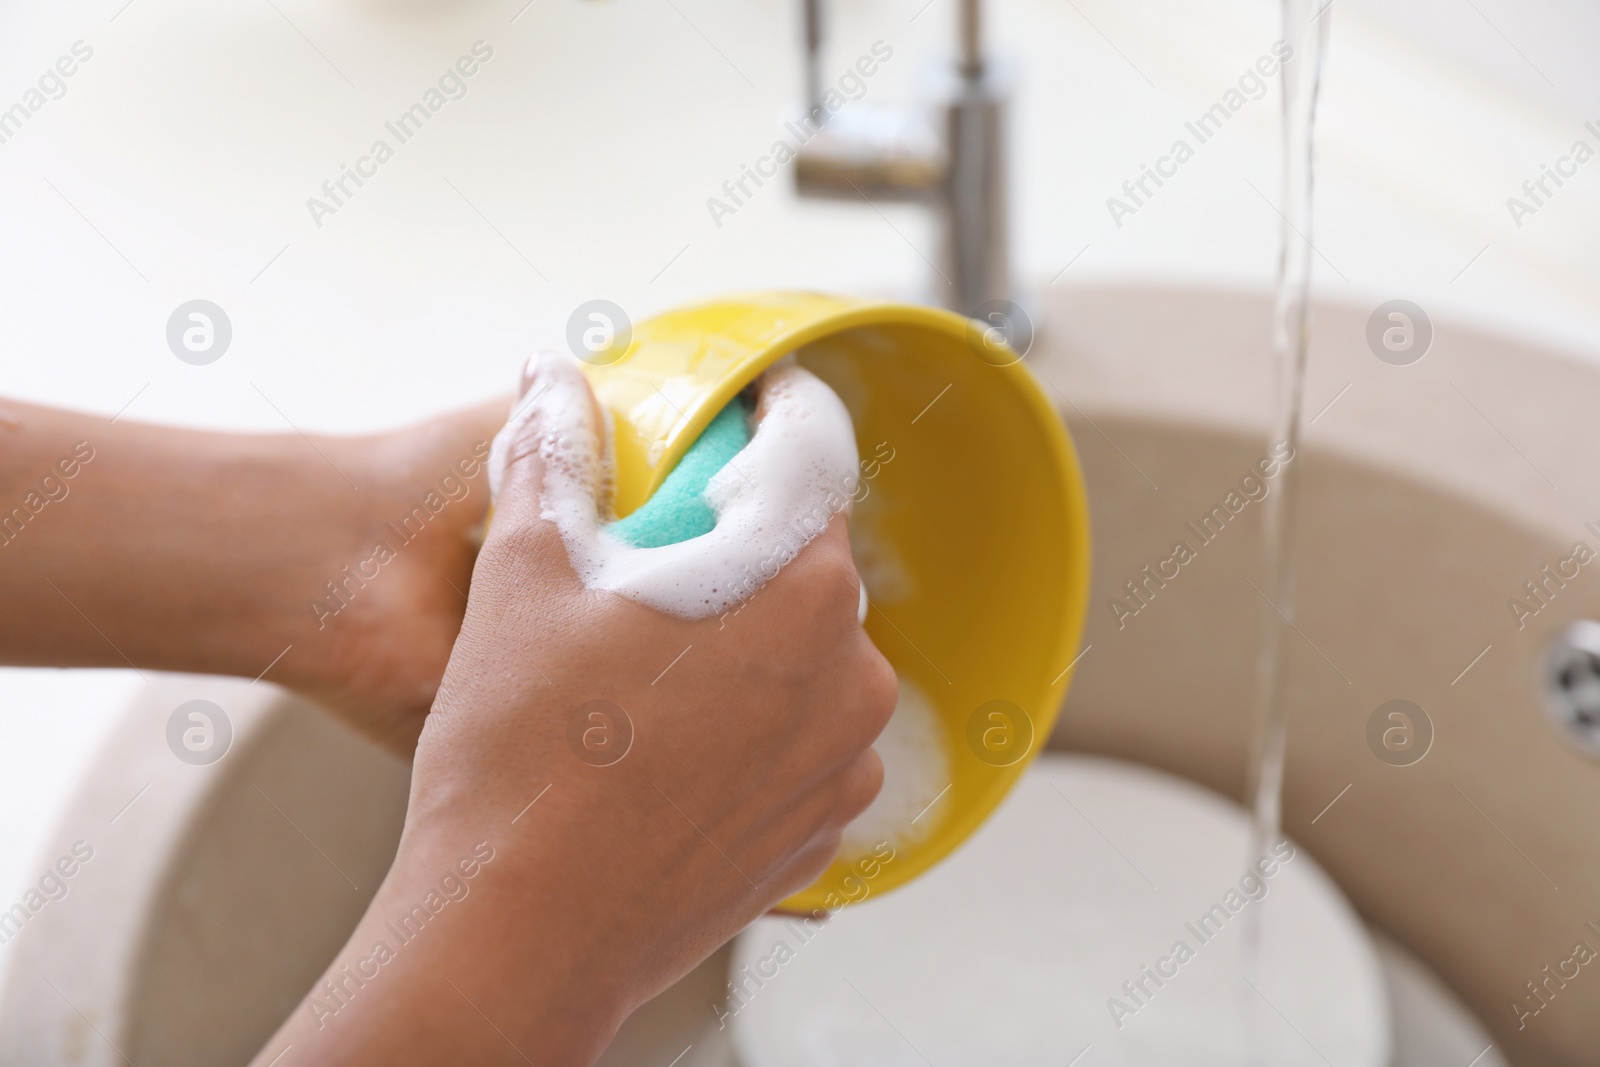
[
  {"xmin": 411, "ymin": 394, "xmax": 515, "ymax": 523},
  {"xmin": 762, "ymin": 830, "xmax": 846, "ymax": 910},
  {"xmin": 759, "ymin": 746, "xmax": 887, "ymax": 913},
  {"xmin": 400, "ymin": 393, "xmax": 513, "ymax": 456},
  {"xmin": 756, "ymin": 512, "xmax": 862, "ymax": 628},
  {"xmin": 487, "ymin": 351, "xmax": 606, "ymax": 528},
  {"xmin": 831, "ymin": 748, "xmax": 886, "ymax": 827}
]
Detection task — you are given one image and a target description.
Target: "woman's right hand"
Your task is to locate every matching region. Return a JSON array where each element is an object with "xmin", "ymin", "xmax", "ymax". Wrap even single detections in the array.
[{"xmin": 254, "ymin": 355, "xmax": 897, "ymax": 1067}]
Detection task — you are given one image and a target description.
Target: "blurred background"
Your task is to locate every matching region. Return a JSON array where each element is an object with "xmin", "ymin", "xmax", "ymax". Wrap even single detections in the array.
[{"xmin": 3, "ymin": 0, "xmax": 1600, "ymax": 1063}]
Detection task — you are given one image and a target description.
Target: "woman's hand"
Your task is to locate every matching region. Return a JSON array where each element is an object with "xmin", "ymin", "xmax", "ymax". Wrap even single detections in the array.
[
  {"xmin": 251, "ymin": 359, "xmax": 896, "ymax": 1066},
  {"xmin": 0, "ymin": 396, "xmax": 507, "ymax": 756},
  {"xmin": 278, "ymin": 398, "xmax": 510, "ymax": 754}
]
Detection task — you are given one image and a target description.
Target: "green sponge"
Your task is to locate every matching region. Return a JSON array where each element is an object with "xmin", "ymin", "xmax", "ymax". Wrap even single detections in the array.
[{"xmin": 607, "ymin": 396, "xmax": 751, "ymax": 548}]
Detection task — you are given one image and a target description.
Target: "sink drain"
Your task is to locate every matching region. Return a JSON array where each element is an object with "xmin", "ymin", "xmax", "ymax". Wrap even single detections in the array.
[{"xmin": 1541, "ymin": 621, "xmax": 1600, "ymax": 755}]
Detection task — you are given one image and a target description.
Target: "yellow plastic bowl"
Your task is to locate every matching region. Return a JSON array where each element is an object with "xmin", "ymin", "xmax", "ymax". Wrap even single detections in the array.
[{"xmin": 579, "ymin": 291, "xmax": 1091, "ymax": 912}]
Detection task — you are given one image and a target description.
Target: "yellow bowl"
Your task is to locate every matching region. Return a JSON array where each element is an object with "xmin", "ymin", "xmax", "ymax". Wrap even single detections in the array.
[{"xmin": 579, "ymin": 291, "xmax": 1091, "ymax": 912}]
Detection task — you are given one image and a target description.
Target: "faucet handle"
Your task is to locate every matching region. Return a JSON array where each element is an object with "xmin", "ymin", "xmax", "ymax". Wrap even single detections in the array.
[
  {"xmin": 793, "ymin": 106, "xmax": 944, "ymax": 204},
  {"xmin": 790, "ymin": 0, "xmax": 1012, "ymax": 315}
]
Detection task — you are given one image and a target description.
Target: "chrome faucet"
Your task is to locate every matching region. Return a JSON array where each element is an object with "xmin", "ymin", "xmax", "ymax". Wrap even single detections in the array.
[{"xmin": 795, "ymin": 0, "xmax": 1011, "ymax": 319}]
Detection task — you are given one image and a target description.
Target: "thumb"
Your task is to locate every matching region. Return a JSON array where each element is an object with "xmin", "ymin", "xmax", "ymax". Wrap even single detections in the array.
[{"xmin": 487, "ymin": 350, "xmax": 608, "ymax": 532}]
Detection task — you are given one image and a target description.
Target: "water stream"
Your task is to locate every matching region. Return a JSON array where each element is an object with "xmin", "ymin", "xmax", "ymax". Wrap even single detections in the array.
[{"xmin": 1242, "ymin": 0, "xmax": 1332, "ymax": 1056}]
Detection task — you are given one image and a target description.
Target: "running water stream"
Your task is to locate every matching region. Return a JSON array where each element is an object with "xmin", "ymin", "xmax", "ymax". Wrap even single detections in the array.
[{"xmin": 1241, "ymin": 0, "xmax": 1331, "ymax": 1053}]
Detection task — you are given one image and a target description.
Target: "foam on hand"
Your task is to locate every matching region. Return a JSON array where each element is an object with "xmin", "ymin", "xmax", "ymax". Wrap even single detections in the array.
[{"xmin": 488, "ymin": 351, "xmax": 861, "ymax": 618}]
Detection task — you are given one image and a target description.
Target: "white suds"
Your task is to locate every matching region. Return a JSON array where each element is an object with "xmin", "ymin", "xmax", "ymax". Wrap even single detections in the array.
[
  {"xmin": 488, "ymin": 351, "xmax": 861, "ymax": 619},
  {"xmin": 842, "ymin": 679, "xmax": 950, "ymax": 855}
]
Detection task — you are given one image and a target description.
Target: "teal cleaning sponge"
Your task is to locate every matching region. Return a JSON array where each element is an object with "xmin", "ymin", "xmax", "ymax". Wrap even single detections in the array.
[{"xmin": 607, "ymin": 396, "xmax": 751, "ymax": 548}]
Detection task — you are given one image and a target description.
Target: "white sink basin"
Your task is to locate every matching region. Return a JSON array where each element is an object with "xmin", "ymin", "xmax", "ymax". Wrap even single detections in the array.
[
  {"xmin": 729, "ymin": 754, "xmax": 1388, "ymax": 1067},
  {"xmin": 1, "ymin": 279, "xmax": 1568, "ymax": 1067}
]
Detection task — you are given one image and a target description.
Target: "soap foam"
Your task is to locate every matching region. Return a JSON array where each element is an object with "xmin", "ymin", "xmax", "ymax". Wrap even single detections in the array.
[
  {"xmin": 842, "ymin": 679, "xmax": 950, "ymax": 855},
  {"xmin": 488, "ymin": 351, "xmax": 862, "ymax": 619}
]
